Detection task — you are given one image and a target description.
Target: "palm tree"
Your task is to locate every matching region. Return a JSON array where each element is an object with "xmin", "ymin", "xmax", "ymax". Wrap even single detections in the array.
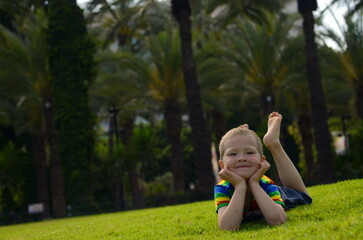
[
  {"xmin": 318, "ymin": 45, "xmax": 355, "ymax": 116},
  {"xmin": 195, "ymin": 36, "xmax": 248, "ymax": 150},
  {"xmin": 224, "ymin": 14, "xmax": 301, "ymax": 117},
  {"xmin": 323, "ymin": 14, "xmax": 363, "ymax": 119},
  {"xmin": 203, "ymin": 0, "xmax": 285, "ymax": 27},
  {"xmin": 147, "ymin": 30, "xmax": 186, "ymax": 192},
  {"xmin": 93, "ymin": 26, "xmax": 190, "ymax": 194},
  {"xmin": 171, "ymin": 0, "xmax": 215, "ymax": 193},
  {"xmin": 330, "ymin": 0, "xmax": 363, "ymax": 16},
  {"xmin": 0, "ymin": 0, "xmax": 44, "ymax": 32},
  {"xmin": 281, "ymin": 58, "xmax": 317, "ymax": 183},
  {"xmin": 86, "ymin": 0, "xmax": 169, "ymax": 50},
  {"xmin": 91, "ymin": 49, "xmax": 154, "ymax": 209},
  {"xmin": 281, "ymin": 41, "xmax": 354, "ymax": 184},
  {"xmin": 0, "ymin": 10, "xmax": 63, "ymax": 218},
  {"xmin": 298, "ymin": 0, "xmax": 334, "ymax": 183},
  {"xmin": 115, "ymin": 28, "xmax": 187, "ymax": 192}
]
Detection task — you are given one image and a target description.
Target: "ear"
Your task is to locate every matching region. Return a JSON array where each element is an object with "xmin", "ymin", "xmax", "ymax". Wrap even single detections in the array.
[{"xmin": 218, "ymin": 160, "xmax": 224, "ymax": 169}]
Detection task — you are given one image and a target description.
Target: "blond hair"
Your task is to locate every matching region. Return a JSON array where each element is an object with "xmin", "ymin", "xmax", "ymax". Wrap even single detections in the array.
[{"xmin": 219, "ymin": 126, "xmax": 263, "ymax": 159}]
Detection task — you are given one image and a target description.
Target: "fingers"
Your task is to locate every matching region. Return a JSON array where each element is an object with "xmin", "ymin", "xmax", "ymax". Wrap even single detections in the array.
[
  {"xmin": 219, "ymin": 165, "xmax": 233, "ymax": 177},
  {"xmin": 253, "ymin": 160, "xmax": 270, "ymax": 177},
  {"xmin": 260, "ymin": 160, "xmax": 270, "ymax": 172},
  {"xmin": 218, "ymin": 166, "xmax": 245, "ymax": 185}
]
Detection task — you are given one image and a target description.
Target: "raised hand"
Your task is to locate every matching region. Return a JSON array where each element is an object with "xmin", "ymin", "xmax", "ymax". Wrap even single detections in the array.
[
  {"xmin": 218, "ymin": 164, "xmax": 246, "ymax": 187},
  {"xmin": 248, "ymin": 160, "xmax": 270, "ymax": 185}
]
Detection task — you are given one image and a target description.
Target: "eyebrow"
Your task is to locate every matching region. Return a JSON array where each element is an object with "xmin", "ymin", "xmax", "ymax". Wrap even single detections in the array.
[{"xmin": 226, "ymin": 146, "xmax": 256, "ymax": 152}]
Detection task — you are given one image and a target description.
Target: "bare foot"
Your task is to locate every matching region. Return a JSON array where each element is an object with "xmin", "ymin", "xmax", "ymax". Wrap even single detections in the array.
[{"xmin": 263, "ymin": 112, "xmax": 282, "ymax": 149}]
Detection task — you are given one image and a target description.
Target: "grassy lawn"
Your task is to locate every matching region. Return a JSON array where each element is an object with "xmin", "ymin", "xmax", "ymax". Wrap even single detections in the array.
[{"xmin": 0, "ymin": 179, "xmax": 362, "ymax": 240}]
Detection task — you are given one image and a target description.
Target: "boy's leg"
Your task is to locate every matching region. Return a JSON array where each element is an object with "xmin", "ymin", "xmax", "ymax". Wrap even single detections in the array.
[{"xmin": 263, "ymin": 112, "xmax": 309, "ymax": 194}]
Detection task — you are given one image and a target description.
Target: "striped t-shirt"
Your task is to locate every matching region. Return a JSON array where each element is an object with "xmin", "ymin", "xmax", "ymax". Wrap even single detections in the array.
[{"xmin": 214, "ymin": 175, "xmax": 285, "ymax": 217}]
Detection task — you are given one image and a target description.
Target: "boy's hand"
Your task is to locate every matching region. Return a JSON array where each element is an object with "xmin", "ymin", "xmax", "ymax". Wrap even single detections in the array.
[
  {"xmin": 218, "ymin": 165, "xmax": 246, "ymax": 187},
  {"xmin": 248, "ymin": 160, "xmax": 270, "ymax": 185}
]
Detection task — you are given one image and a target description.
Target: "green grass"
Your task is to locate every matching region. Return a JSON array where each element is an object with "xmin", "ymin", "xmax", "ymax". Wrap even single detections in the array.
[{"xmin": 0, "ymin": 179, "xmax": 362, "ymax": 240}]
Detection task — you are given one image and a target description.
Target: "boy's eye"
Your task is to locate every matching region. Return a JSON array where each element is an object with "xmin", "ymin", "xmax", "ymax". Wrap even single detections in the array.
[
  {"xmin": 228, "ymin": 153, "xmax": 236, "ymax": 156},
  {"xmin": 247, "ymin": 152, "xmax": 255, "ymax": 154}
]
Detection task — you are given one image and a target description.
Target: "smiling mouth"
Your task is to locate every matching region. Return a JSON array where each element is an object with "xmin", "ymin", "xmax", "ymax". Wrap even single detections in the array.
[{"xmin": 236, "ymin": 166, "xmax": 249, "ymax": 168}]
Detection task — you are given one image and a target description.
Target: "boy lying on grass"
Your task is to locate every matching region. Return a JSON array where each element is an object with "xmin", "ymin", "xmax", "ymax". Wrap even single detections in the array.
[{"xmin": 214, "ymin": 112, "xmax": 312, "ymax": 230}]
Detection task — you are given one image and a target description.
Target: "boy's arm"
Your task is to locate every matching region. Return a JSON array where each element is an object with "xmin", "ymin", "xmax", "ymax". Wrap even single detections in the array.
[
  {"xmin": 217, "ymin": 166, "xmax": 247, "ymax": 231},
  {"xmin": 249, "ymin": 182, "xmax": 286, "ymax": 226},
  {"xmin": 218, "ymin": 182, "xmax": 247, "ymax": 230},
  {"xmin": 249, "ymin": 160, "xmax": 287, "ymax": 226}
]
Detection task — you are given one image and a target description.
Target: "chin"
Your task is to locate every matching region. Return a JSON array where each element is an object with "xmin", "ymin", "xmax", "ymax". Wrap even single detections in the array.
[{"xmin": 236, "ymin": 173, "xmax": 252, "ymax": 180}]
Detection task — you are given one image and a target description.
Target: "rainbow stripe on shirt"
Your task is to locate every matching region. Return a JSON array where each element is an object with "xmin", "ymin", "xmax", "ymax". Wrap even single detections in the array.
[{"xmin": 214, "ymin": 175, "xmax": 285, "ymax": 214}]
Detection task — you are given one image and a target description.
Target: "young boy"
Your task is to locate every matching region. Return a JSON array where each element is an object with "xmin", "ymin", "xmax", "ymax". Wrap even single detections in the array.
[{"xmin": 214, "ymin": 112, "xmax": 312, "ymax": 230}]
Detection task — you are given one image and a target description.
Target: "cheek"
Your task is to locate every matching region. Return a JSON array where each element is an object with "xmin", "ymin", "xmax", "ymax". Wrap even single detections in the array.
[
  {"xmin": 251, "ymin": 157, "xmax": 261, "ymax": 165},
  {"xmin": 223, "ymin": 158, "xmax": 230, "ymax": 164},
  {"xmin": 223, "ymin": 157, "xmax": 235, "ymax": 165}
]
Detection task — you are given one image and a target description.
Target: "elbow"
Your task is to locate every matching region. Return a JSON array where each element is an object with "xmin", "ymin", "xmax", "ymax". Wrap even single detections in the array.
[{"xmin": 267, "ymin": 213, "xmax": 287, "ymax": 226}]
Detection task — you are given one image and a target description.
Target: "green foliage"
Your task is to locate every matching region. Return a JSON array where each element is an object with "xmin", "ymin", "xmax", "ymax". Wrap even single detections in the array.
[
  {"xmin": 287, "ymin": 123, "xmax": 309, "ymax": 179},
  {"xmin": 124, "ymin": 125, "xmax": 162, "ymax": 172},
  {"xmin": 180, "ymin": 127, "xmax": 196, "ymax": 188},
  {"xmin": 46, "ymin": 0, "xmax": 96, "ymax": 204},
  {"xmin": 144, "ymin": 172, "xmax": 173, "ymax": 198},
  {"xmin": 0, "ymin": 179, "xmax": 362, "ymax": 239},
  {"xmin": 0, "ymin": 140, "xmax": 35, "ymax": 224}
]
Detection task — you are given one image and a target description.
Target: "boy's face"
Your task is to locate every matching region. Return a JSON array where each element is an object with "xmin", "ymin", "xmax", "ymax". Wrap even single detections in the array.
[{"xmin": 219, "ymin": 134, "xmax": 264, "ymax": 180}]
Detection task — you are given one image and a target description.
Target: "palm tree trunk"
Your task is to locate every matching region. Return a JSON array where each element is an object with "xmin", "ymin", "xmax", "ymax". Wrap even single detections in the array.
[
  {"xmin": 128, "ymin": 166, "xmax": 145, "ymax": 209},
  {"xmin": 297, "ymin": 113, "xmax": 316, "ymax": 183},
  {"xmin": 261, "ymin": 93, "xmax": 276, "ymax": 118},
  {"xmin": 120, "ymin": 117, "xmax": 134, "ymax": 145},
  {"xmin": 299, "ymin": 3, "xmax": 334, "ymax": 183},
  {"xmin": 164, "ymin": 99, "xmax": 185, "ymax": 192},
  {"xmin": 108, "ymin": 117, "xmax": 124, "ymax": 211},
  {"xmin": 120, "ymin": 117, "xmax": 144, "ymax": 209},
  {"xmin": 211, "ymin": 111, "xmax": 227, "ymax": 160},
  {"xmin": 31, "ymin": 133, "xmax": 50, "ymax": 219},
  {"xmin": 172, "ymin": 0, "xmax": 215, "ymax": 194},
  {"xmin": 212, "ymin": 110, "xmax": 227, "ymax": 143},
  {"xmin": 43, "ymin": 101, "xmax": 66, "ymax": 218}
]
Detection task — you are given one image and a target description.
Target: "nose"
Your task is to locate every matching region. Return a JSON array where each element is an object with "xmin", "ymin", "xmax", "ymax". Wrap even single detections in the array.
[{"xmin": 238, "ymin": 154, "xmax": 247, "ymax": 162}]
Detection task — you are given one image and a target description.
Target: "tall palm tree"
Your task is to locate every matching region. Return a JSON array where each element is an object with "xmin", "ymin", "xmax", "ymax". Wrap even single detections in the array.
[
  {"xmin": 195, "ymin": 35, "xmax": 250, "ymax": 151},
  {"xmin": 318, "ymin": 45, "xmax": 355, "ymax": 116},
  {"xmin": 147, "ymin": 29, "xmax": 186, "ymax": 192},
  {"xmin": 323, "ymin": 14, "xmax": 363, "ymax": 119},
  {"xmin": 171, "ymin": 0, "xmax": 215, "ymax": 193},
  {"xmin": 0, "ymin": 10, "xmax": 62, "ymax": 218},
  {"xmin": 281, "ymin": 57, "xmax": 317, "ymax": 183},
  {"xmin": 115, "ymin": 28, "xmax": 187, "ymax": 192},
  {"xmin": 281, "ymin": 41, "xmax": 353, "ymax": 184},
  {"xmin": 298, "ymin": 0, "xmax": 334, "ymax": 183},
  {"xmin": 224, "ymin": 14, "xmax": 301, "ymax": 117},
  {"xmin": 93, "ymin": 25, "xmax": 190, "ymax": 193},
  {"xmin": 91, "ymin": 49, "xmax": 154, "ymax": 209}
]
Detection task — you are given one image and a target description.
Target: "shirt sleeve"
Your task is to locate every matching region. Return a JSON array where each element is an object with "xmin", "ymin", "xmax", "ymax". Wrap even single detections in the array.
[
  {"xmin": 260, "ymin": 176, "xmax": 285, "ymax": 207},
  {"xmin": 214, "ymin": 181, "xmax": 232, "ymax": 213}
]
